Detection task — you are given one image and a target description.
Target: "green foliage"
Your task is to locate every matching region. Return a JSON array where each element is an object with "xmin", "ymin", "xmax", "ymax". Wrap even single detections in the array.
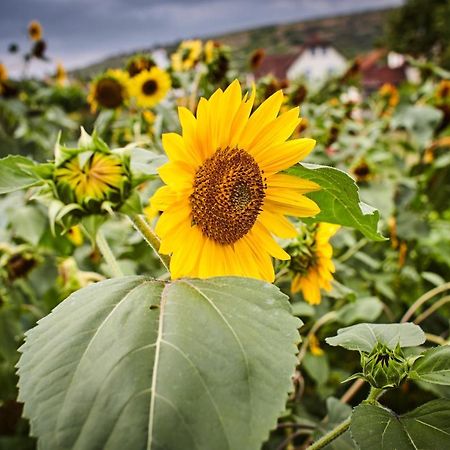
[
  {"xmin": 351, "ymin": 400, "xmax": 450, "ymax": 450},
  {"xmin": 0, "ymin": 155, "xmax": 40, "ymax": 194},
  {"xmin": 326, "ymin": 323, "xmax": 426, "ymax": 352},
  {"xmin": 17, "ymin": 276, "xmax": 301, "ymax": 450},
  {"xmin": 384, "ymin": 0, "xmax": 450, "ymax": 68},
  {"xmin": 289, "ymin": 164, "xmax": 385, "ymax": 241},
  {"xmin": 409, "ymin": 346, "xmax": 450, "ymax": 385}
]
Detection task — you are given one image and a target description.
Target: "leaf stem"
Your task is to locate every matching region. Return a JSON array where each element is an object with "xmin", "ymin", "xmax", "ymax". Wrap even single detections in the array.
[
  {"xmin": 307, "ymin": 417, "xmax": 351, "ymax": 450},
  {"xmin": 297, "ymin": 311, "xmax": 337, "ymax": 365},
  {"xmin": 96, "ymin": 230, "xmax": 123, "ymax": 278},
  {"xmin": 401, "ymin": 282, "xmax": 450, "ymax": 323},
  {"xmin": 129, "ymin": 214, "xmax": 170, "ymax": 272},
  {"xmin": 307, "ymin": 387, "xmax": 383, "ymax": 450}
]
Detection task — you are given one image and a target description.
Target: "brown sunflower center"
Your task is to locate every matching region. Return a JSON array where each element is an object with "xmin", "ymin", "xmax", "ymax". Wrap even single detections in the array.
[
  {"xmin": 190, "ymin": 147, "xmax": 266, "ymax": 245},
  {"xmin": 142, "ymin": 79, "xmax": 158, "ymax": 96},
  {"xmin": 95, "ymin": 78, "xmax": 124, "ymax": 109}
]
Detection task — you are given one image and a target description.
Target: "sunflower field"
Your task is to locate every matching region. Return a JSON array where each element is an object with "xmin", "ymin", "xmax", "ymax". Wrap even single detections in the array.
[{"xmin": 1, "ymin": 19, "xmax": 450, "ymax": 450}]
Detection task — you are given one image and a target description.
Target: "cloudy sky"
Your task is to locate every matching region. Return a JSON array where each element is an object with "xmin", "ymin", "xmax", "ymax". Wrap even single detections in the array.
[{"xmin": 1, "ymin": 0, "xmax": 403, "ymax": 77}]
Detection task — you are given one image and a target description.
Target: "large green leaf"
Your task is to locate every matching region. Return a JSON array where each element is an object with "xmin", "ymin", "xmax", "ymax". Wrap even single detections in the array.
[
  {"xmin": 325, "ymin": 323, "xmax": 425, "ymax": 352},
  {"xmin": 409, "ymin": 346, "xmax": 450, "ymax": 385},
  {"xmin": 17, "ymin": 276, "xmax": 301, "ymax": 450},
  {"xmin": 0, "ymin": 155, "xmax": 41, "ymax": 194},
  {"xmin": 288, "ymin": 164, "xmax": 384, "ymax": 241},
  {"xmin": 350, "ymin": 400, "xmax": 450, "ymax": 450}
]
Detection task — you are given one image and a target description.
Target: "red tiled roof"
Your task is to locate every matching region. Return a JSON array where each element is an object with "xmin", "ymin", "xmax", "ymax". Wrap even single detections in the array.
[
  {"xmin": 362, "ymin": 65, "xmax": 406, "ymax": 90},
  {"xmin": 254, "ymin": 51, "xmax": 301, "ymax": 80}
]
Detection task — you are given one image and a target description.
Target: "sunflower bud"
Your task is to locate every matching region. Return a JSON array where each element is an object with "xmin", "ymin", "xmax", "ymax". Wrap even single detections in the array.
[
  {"xmin": 360, "ymin": 343, "xmax": 410, "ymax": 389},
  {"xmin": 53, "ymin": 129, "xmax": 131, "ymax": 216}
]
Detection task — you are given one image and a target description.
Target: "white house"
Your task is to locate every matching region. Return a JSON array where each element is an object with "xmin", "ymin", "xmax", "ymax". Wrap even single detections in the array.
[
  {"xmin": 287, "ymin": 40, "xmax": 347, "ymax": 82},
  {"xmin": 255, "ymin": 38, "xmax": 348, "ymax": 83}
]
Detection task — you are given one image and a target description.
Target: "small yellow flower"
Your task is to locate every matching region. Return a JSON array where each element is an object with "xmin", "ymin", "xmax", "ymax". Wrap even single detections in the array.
[
  {"xmin": 28, "ymin": 20, "xmax": 43, "ymax": 41},
  {"xmin": 66, "ymin": 225, "xmax": 84, "ymax": 246},
  {"xmin": 151, "ymin": 80, "xmax": 320, "ymax": 281},
  {"xmin": 379, "ymin": 83, "xmax": 399, "ymax": 108},
  {"xmin": 171, "ymin": 40, "xmax": 202, "ymax": 71},
  {"xmin": 309, "ymin": 334, "xmax": 324, "ymax": 356},
  {"xmin": 142, "ymin": 110, "xmax": 156, "ymax": 125},
  {"xmin": 204, "ymin": 40, "xmax": 217, "ymax": 64},
  {"xmin": 291, "ymin": 223, "xmax": 340, "ymax": 305},
  {"xmin": 129, "ymin": 67, "xmax": 171, "ymax": 108},
  {"xmin": 88, "ymin": 69, "xmax": 130, "ymax": 112},
  {"xmin": 55, "ymin": 153, "xmax": 127, "ymax": 204},
  {"xmin": 55, "ymin": 62, "xmax": 67, "ymax": 85}
]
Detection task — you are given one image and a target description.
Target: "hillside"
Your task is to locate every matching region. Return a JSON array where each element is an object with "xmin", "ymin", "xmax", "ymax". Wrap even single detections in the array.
[{"xmin": 73, "ymin": 7, "xmax": 395, "ymax": 79}]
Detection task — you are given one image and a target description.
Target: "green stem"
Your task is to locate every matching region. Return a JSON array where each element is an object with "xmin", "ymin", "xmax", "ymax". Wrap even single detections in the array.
[
  {"xmin": 96, "ymin": 230, "xmax": 123, "ymax": 278},
  {"xmin": 308, "ymin": 387, "xmax": 383, "ymax": 450},
  {"xmin": 129, "ymin": 215, "xmax": 170, "ymax": 272}
]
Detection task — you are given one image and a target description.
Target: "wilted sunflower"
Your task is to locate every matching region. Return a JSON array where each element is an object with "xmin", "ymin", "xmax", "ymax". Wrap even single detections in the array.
[
  {"xmin": 126, "ymin": 54, "xmax": 156, "ymax": 77},
  {"xmin": 151, "ymin": 79, "xmax": 320, "ymax": 281},
  {"xmin": 129, "ymin": 67, "xmax": 171, "ymax": 108},
  {"xmin": 28, "ymin": 20, "xmax": 42, "ymax": 41},
  {"xmin": 436, "ymin": 80, "xmax": 450, "ymax": 104},
  {"xmin": 290, "ymin": 223, "xmax": 339, "ymax": 304},
  {"xmin": 249, "ymin": 48, "xmax": 265, "ymax": 71},
  {"xmin": 0, "ymin": 63, "xmax": 7, "ymax": 83},
  {"xmin": 171, "ymin": 40, "xmax": 202, "ymax": 71},
  {"xmin": 88, "ymin": 69, "xmax": 129, "ymax": 112}
]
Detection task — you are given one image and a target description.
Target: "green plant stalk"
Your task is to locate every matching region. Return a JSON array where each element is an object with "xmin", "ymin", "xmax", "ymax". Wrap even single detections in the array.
[
  {"xmin": 130, "ymin": 214, "xmax": 170, "ymax": 272},
  {"xmin": 96, "ymin": 230, "xmax": 124, "ymax": 278},
  {"xmin": 308, "ymin": 387, "xmax": 383, "ymax": 450}
]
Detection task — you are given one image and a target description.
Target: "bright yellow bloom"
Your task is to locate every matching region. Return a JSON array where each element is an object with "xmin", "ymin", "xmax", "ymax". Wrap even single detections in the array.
[
  {"xmin": 291, "ymin": 223, "xmax": 340, "ymax": 304},
  {"xmin": 171, "ymin": 40, "xmax": 202, "ymax": 71},
  {"xmin": 28, "ymin": 20, "xmax": 43, "ymax": 41},
  {"xmin": 151, "ymin": 80, "xmax": 320, "ymax": 281},
  {"xmin": 55, "ymin": 153, "xmax": 126, "ymax": 203},
  {"xmin": 88, "ymin": 69, "xmax": 129, "ymax": 112},
  {"xmin": 129, "ymin": 68, "xmax": 171, "ymax": 108}
]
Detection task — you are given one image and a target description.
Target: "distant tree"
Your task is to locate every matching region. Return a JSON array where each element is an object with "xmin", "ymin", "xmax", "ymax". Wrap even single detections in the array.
[{"xmin": 384, "ymin": 0, "xmax": 450, "ymax": 68}]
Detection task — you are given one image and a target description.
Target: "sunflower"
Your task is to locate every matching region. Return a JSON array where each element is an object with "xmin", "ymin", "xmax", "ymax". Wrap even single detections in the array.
[
  {"xmin": 55, "ymin": 153, "xmax": 127, "ymax": 205},
  {"xmin": 129, "ymin": 67, "xmax": 171, "ymax": 108},
  {"xmin": 436, "ymin": 80, "xmax": 450, "ymax": 104},
  {"xmin": 379, "ymin": 83, "xmax": 399, "ymax": 108},
  {"xmin": 290, "ymin": 223, "xmax": 340, "ymax": 304},
  {"xmin": 88, "ymin": 70, "xmax": 129, "ymax": 112},
  {"xmin": 28, "ymin": 20, "xmax": 43, "ymax": 41},
  {"xmin": 0, "ymin": 63, "xmax": 7, "ymax": 83},
  {"xmin": 171, "ymin": 40, "xmax": 202, "ymax": 71},
  {"xmin": 126, "ymin": 54, "xmax": 156, "ymax": 77},
  {"xmin": 151, "ymin": 79, "xmax": 320, "ymax": 281},
  {"xmin": 55, "ymin": 62, "xmax": 67, "ymax": 85}
]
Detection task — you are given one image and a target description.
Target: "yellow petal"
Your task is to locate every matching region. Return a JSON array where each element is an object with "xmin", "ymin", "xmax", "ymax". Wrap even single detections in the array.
[
  {"xmin": 267, "ymin": 174, "xmax": 320, "ymax": 193},
  {"xmin": 258, "ymin": 138, "xmax": 316, "ymax": 173},
  {"xmin": 238, "ymin": 90, "xmax": 284, "ymax": 150}
]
